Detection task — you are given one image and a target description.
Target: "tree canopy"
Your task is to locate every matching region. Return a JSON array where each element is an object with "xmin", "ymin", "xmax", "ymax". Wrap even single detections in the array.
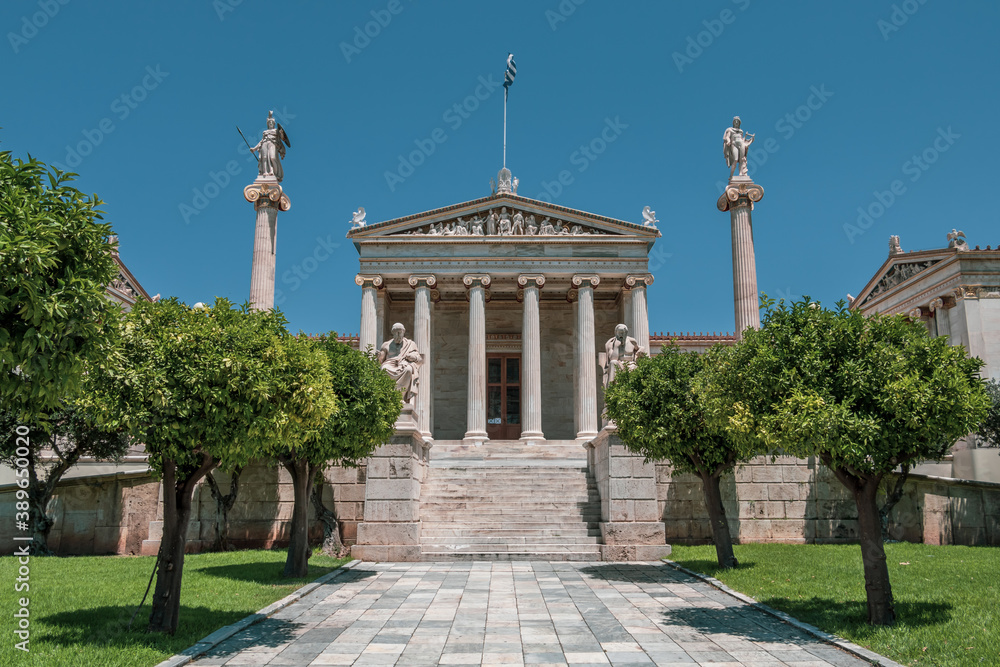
[
  {"xmin": 1, "ymin": 150, "xmax": 118, "ymax": 418},
  {"xmin": 88, "ymin": 297, "xmax": 336, "ymax": 634},
  {"xmin": 266, "ymin": 334, "xmax": 400, "ymax": 576},
  {"xmin": 604, "ymin": 344, "xmax": 763, "ymax": 568},
  {"xmin": 703, "ymin": 297, "xmax": 988, "ymax": 625}
]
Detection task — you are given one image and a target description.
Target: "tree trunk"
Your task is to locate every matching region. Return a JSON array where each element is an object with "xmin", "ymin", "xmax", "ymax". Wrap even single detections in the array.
[
  {"xmin": 148, "ymin": 454, "xmax": 217, "ymax": 635},
  {"xmin": 205, "ymin": 466, "xmax": 242, "ymax": 551},
  {"xmin": 699, "ymin": 471, "xmax": 738, "ymax": 569},
  {"xmin": 311, "ymin": 474, "xmax": 346, "ymax": 557},
  {"xmin": 282, "ymin": 458, "xmax": 314, "ymax": 578},
  {"xmin": 879, "ymin": 465, "xmax": 910, "ymax": 542},
  {"xmin": 854, "ymin": 476, "xmax": 896, "ymax": 626},
  {"xmin": 25, "ymin": 438, "xmax": 78, "ymax": 556}
]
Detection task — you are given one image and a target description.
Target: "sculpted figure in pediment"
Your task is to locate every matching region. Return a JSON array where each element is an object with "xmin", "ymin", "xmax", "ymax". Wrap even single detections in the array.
[
  {"xmin": 511, "ymin": 211, "xmax": 524, "ymax": 235},
  {"xmin": 498, "ymin": 207, "xmax": 512, "ymax": 235},
  {"xmin": 525, "ymin": 215, "xmax": 538, "ymax": 235},
  {"xmin": 540, "ymin": 217, "xmax": 556, "ymax": 235},
  {"xmin": 470, "ymin": 215, "xmax": 485, "ymax": 235},
  {"xmin": 486, "ymin": 210, "xmax": 498, "ymax": 235}
]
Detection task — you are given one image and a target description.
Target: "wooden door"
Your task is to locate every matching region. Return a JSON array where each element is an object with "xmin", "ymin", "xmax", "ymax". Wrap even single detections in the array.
[{"xmin": 486, "ymin": 354, "xmax": 521, "ymax": 440}]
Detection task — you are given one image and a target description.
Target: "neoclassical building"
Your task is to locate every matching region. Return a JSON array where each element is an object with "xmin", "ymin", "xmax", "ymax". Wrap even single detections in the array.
[{"xmin": 347, "ymin": 177, "xmax": 661, "ymax": 445}]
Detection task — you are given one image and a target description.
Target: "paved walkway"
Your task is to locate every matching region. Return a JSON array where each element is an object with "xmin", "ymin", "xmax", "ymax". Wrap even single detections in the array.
[{"xmin": 188, "ymin": 561, "xmax": 870, "ymax": 666}]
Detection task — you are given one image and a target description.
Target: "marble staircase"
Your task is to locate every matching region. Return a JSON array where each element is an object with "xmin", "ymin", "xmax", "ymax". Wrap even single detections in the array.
[{"xmin": 419, "ymin": 440, "xmax": 603, "ymax": 560}]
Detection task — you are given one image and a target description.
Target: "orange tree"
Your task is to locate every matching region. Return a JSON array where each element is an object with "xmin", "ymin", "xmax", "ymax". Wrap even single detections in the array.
[
  {"xmin": 604, "ymin": 344, "xmax": 763, "ymax": 569},
  {"xmin": 1, "ymin": 149, "xmax": 118, "ymax": 418},
  {"xmin": 88, "ymin": 297, "xmax": 335, "ymax": 634},
  {"xmin": 267, "ymin": 335, "xmax": 399, "ymax": 578},
  {"xmin": 702, "ymin": 297, "xmax": 988, "ymax": 625}
]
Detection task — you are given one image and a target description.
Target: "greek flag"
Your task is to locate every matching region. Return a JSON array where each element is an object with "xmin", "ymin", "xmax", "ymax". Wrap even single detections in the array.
[{"xmin": 504, "ymin": 53, "xmax": 516, "ymax": 91}]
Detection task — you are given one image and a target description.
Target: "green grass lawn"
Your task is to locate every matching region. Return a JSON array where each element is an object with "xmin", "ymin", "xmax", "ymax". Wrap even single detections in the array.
[
  {"xmin": 0, "ymin": 548, "xmax": 350, "ymax": 667},
  {"xmin": 669, "ymin": 542, "xmax": 999, "ymax": 667}
]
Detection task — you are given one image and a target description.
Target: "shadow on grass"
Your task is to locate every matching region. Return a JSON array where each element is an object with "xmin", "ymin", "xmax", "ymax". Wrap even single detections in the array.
[
  {"xmin": 580, "ymin": 562, "xmax": 750, "ymax": 585},
  {"xmin": 39, "ymin": 604, "xmax": 274, "ymax": 652},
  {"xmin": 670, "ymin": 559, "xmax": 758, "ymax": 577},
  {"xmin": 194, "ymin": 559, "xmax": 348, "ymax": 584},
  {"xmin": 757, "ymin": 597, "xmax": 953, "ymax": 636}
]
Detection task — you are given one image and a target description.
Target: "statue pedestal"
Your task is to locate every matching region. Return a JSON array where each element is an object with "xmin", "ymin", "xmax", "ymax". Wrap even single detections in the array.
[
  {"xmin": 352, "ymin": 404, "xmax": 429, "ymax": 562},
  {"xmin": 586, "ymin": 425, "xmax": 672, "ymax": 561}
]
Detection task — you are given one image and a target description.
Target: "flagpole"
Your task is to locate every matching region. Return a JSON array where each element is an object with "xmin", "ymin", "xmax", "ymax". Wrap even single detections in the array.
[{"xmin": 503, "ymin": 87, "xmax": 507, "ymax": 168}]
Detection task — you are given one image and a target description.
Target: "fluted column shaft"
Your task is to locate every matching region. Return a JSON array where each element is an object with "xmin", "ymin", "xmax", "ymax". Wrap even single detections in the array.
[
  {"xmin": 718, "ymin": 181, "xmax": 764, "ymax": 341},
  {"xmin": 249, "ymin": 201, "xmax": 278, "ymax": 311},
  {"xmin": 464, "ymin": 275, "xmax": 490, "ymax": 443},
  {"xmin": 356, "ymin": 275, "xmax": 383, "ymax": 353},
  {"xmin": 410, "ymin": 275, "xmax": 436, "ymax": 440},
  {"xmin": 573, "ymin": 275, "xmax": 600, "ymax": 439},
  {"xmin": 631, "ymin": 285, "xmax": 650, "ymax": 353},
  {"xmin": 730, "ymin": 201, "xmax": 759, "ymax": 339},
  {"xmin": 519, "ymin": 275, "xmax": 545, "ymax": 441}
]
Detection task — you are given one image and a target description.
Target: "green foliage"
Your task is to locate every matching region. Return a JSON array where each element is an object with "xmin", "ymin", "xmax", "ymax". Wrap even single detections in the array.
[
  {"xmin": 975, "ymin": 378, "xmax": 1000, "ymax": 447},
  {"xmin": 703, "ymin": 298, "xmax": 989, "ymax": 473},
  {"xmin": 87, "ymin": 297, "xmax": 335, "ymax": 474},
  {"xmin": 263, "ymin": 334, "xmax": 399, "ymax": 467},
  {"xmin": 604, "ymin": 344, "xmax": 758, "ymax": 476},
  {"xmin": 0, "ymin": 398, "xmax": 131, "ymax": 466},
  {"xmin": 0, "ymin": 149, "xmax": 119, "ymax": 417},
  {"xmin": 312, "ymin": 335, "xmax": 400, "ymax": 465}
]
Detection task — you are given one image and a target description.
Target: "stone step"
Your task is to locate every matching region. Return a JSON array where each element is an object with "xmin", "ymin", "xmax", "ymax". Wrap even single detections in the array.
[
  {"xmin": 420, "ymin": 535, "xmax": 602, "ymax": 545},
  {"xmin": 421, "ymin": 500, "xmax": 599, "ymax": 510},
  {"xmin": 420, "ymin": 521, "xmax": 601, "ymax": 531},
  {"xmin": 426, "ymin": 468, "xmax": 589, "ymax": 475},
  {"xmin": 420, "ymin": 548, "xmax": 602, "ymax": 561},
  {"xmin": 420, "ymin": 528, "xmax": 601, "ymax": 538},
  {"xmin": 421, "ymin": 490, "xmax": 597, "ymax": 500}
]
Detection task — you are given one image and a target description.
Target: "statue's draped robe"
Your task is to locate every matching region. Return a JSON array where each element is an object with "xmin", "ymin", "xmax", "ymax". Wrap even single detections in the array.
[
  {"xmin": 603, "ymin": 336, "xmax": 644, "ymax": 387},
  {"xmin": 253, "ymin": 129, "xmax": 285, "ymax": 181},
  {"xmin": 379, "ymin": 338, "xmax": 422, "ymax": 403}
]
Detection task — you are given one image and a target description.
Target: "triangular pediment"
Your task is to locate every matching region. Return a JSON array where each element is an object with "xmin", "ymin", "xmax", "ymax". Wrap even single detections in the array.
[
  {"xmin": 854, "ymin": 249, "xmax": 952, "ymax": 308},
  {"xmin": 346, "ymin": 194, "xmax": 661, "ymax": 241}
]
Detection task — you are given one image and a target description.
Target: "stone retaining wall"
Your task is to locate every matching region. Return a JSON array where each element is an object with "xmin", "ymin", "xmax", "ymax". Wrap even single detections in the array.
[
  {"xmin": 142, "ymin": 461, "xmax": 370, "ymax": 555},
  {"xmin": 0, "ymin": 471, "xmax": 157, "ymax": 555},
  {"xmin": 657, "ymin": 456, "xmax": 1000, "ymax": 547},
  {"xmin": 5, "ymin": 453, "xmax": 997, "ymax": 556}
]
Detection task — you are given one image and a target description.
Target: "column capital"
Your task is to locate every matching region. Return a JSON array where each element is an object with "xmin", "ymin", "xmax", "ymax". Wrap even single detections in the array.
[
  {"xmin": 716, "ymin": 180, "xmax": 764, "ymax": 212},
  {"xmin": 623, "ymin": 274, "xmax": 654, "ymax": 290},
  {"xmin": 407, "ymin": 274, "xmax": 437, "ymax": 289},
  {"xmin": 571, "ymin": 274, "xmax": 601, "ymax": 289},
  {"xmin": 355, "ymin": 274, "xmax": 384, "ymax": 289},
  {"xmin": 463, "ymin": 274, "xmax": 492, "ymax": 289},
  {"xmin": 244, "ymin": 182, "xmax": 291, "ymax": 211},
  {"xmin": 517, "ymin": 274, "xmax": 546, "ymax": 289}
]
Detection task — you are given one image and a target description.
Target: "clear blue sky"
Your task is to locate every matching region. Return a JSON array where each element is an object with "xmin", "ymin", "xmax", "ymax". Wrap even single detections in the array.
[{"xmin": 3, "ymin": 1, "xmax": 996, "ymax": 336}]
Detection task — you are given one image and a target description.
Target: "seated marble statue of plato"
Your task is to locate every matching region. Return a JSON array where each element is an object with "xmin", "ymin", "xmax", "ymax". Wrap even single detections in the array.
[
  {"xmin": 603, "ymin": 323, "xmax": 646, "ymax": 388},
  {"xmin": 378, "ymin": 323, "xmax": 422, "ymax": 404}
]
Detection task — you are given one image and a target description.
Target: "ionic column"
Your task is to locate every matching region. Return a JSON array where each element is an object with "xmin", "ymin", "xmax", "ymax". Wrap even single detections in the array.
[
  {"xmin": 355, "ymin": 274, "xmax": 383, "ymax": 353},
  {"xmin": 244, "ymin": 182, "xmax": 291, "ymax": 311},
  {"xmin": 409, "ymin": 275, "xmax": 437, "ymax": 440},
  {"xmin": 572, "ymin": 275, "xmax": 600, "ymax": 440},
  {"xmin": 717, "ymin": 179, "xmax": 764, "ymax": 340},
  {"xmin": 624, "ymin": 275, "xmax": 653, "ymax": 353},
  {"xmin": 463, "ymin": 274, "xmax": 491, "ymax": 443},
  {"xmin": 518, "ymin": 275, "xmax": 545, "ymax": 442},
  {"xmin": 929, "ymin": 297, "xmax": 952, "ymax": 341}
]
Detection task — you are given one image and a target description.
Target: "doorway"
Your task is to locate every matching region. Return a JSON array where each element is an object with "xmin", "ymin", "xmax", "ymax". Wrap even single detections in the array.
[{"xmin": 486, "ymin": 354, "xmax": 521, "ymax": 440}]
